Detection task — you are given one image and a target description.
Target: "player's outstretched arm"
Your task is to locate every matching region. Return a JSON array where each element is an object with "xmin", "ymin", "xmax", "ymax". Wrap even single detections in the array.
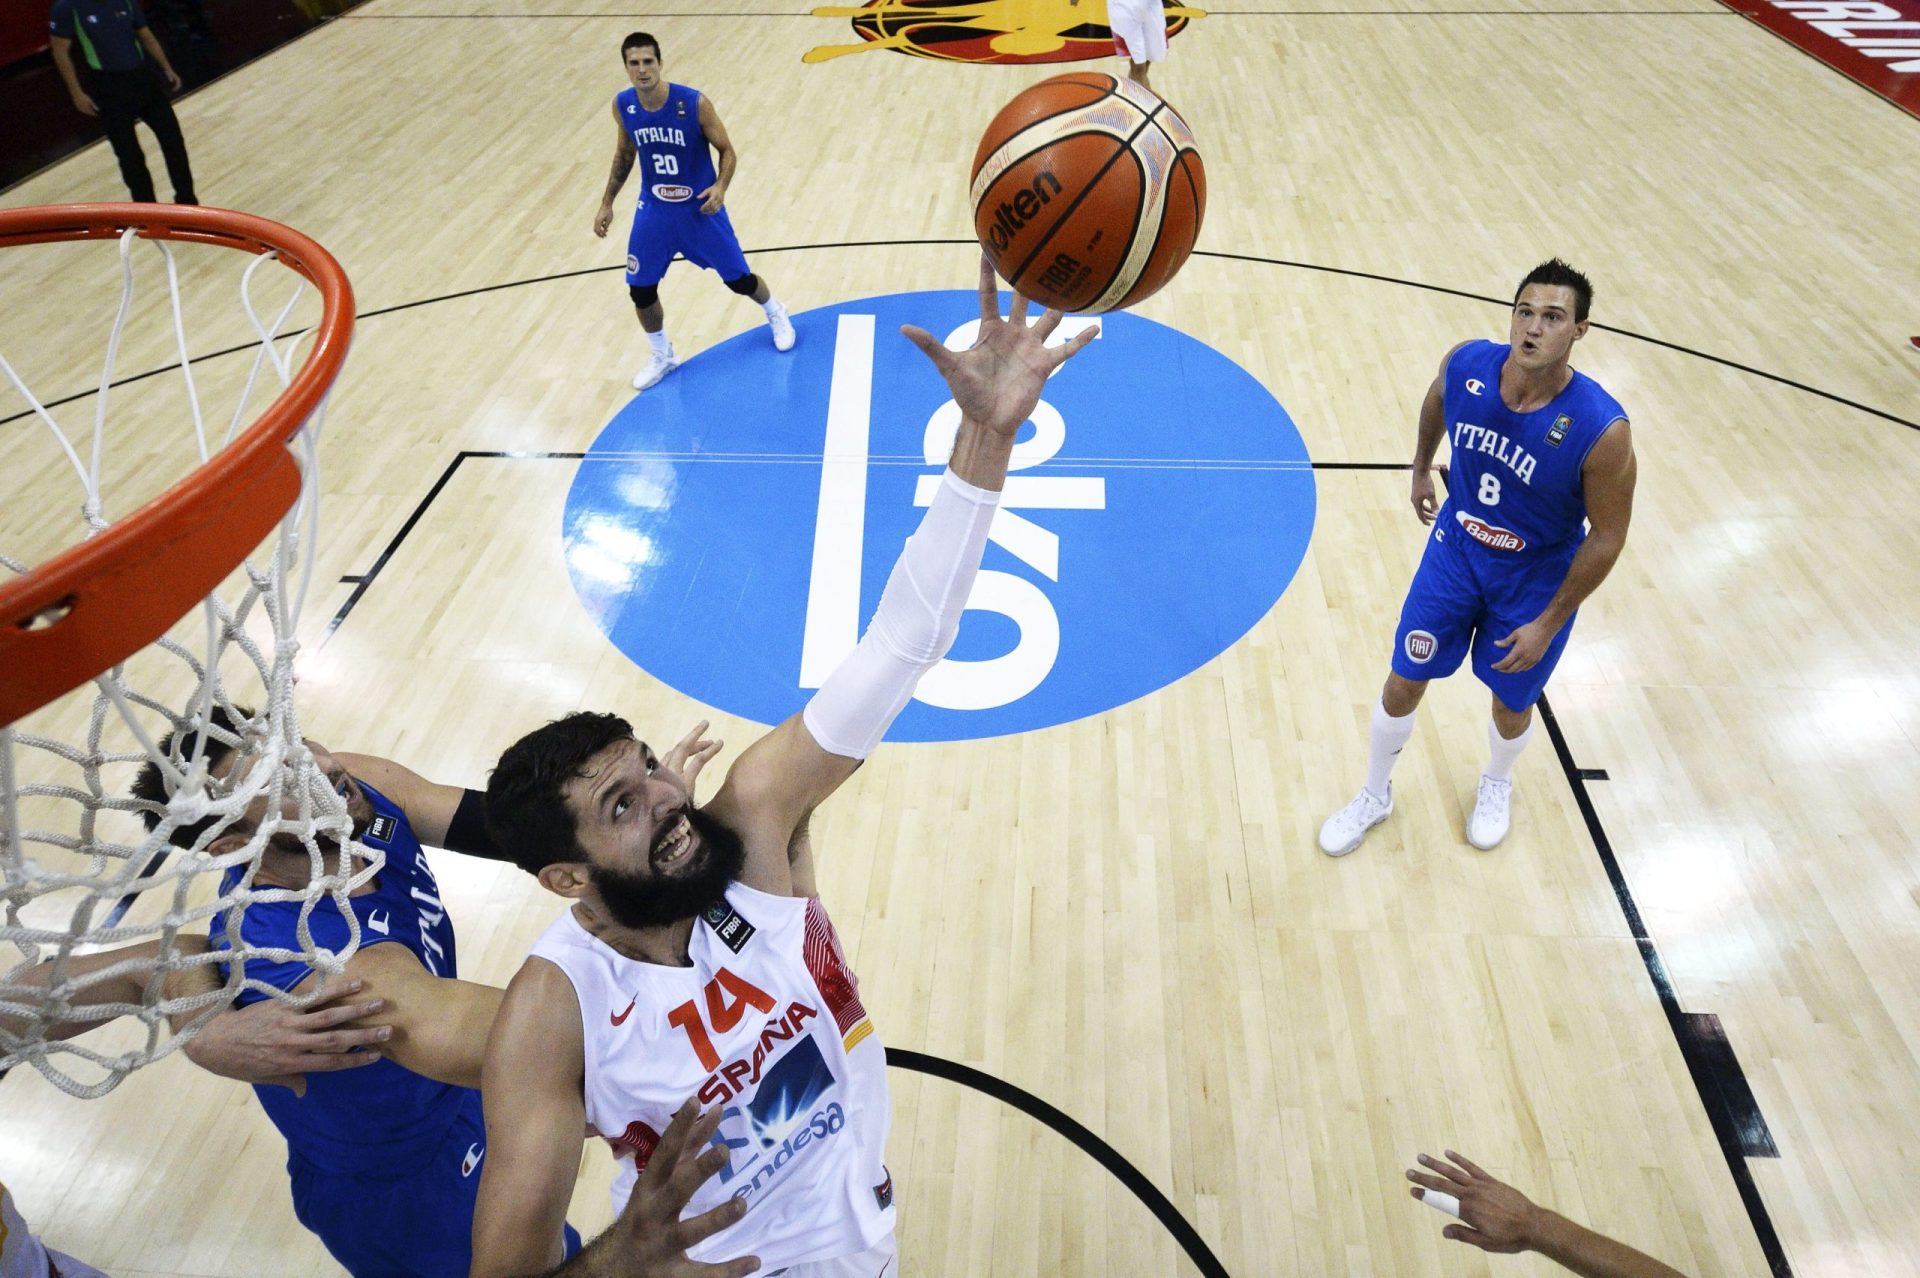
[
  {"xmin": 1406, "ymin": 1150, "xmax": 1687, "ymax": 1277},
  {"xmin": 1490, "ymin": 418, "xmax": 1635, "ymax": 673},
  {"xmin": 332, "ymin": 750, "xmax": 509, "ymax": 862},
  {"xmin": 471, "ymin": 958, "xmax": 589, "ymax": 1278},
  {"xmin": 2, "ymin": 937, "xmax": 389, "ymax": 1091},
  {"xmin": 539, "ymin": 1100, "xmax": 760, "ymax": 1278},
  {"xmin": 335, "ymin": 941, "xmax": 502, "ymax": 1090},
  {"xmin": 709, "ymin": 257, "xmax": 1098, "ymax": 895}
]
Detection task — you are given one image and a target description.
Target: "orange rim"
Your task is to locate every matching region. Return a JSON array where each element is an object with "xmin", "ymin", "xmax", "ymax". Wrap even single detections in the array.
[{"xmin": 0, "ymin": 204, "xmax": 354, "ymax": 727}]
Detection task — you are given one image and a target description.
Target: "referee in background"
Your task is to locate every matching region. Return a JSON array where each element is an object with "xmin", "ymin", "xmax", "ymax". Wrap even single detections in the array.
[{"xmin": 48, "ymin": 0, "xmax": 197, "ymax": 205}]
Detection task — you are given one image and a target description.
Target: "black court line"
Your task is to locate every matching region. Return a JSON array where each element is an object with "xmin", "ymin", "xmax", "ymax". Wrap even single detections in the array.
[
  {"xmin": 1193, "ymin": 249, "xmax": 1919, "ymax": 433},
  {"xmin": 8, "ymin": 240, "xmax": 1911, "ymax": 435},
  {"xmin": 1535, "ymin": 695, "xmax": 1790, "ymax": 1276},
  {"xmin": 320, "ymin": 451, "xmax": 1412, "ymax": 639},
  {"xmin": 888, "ymin": 1048, "xmax": 1230, "ymax": 1278}
]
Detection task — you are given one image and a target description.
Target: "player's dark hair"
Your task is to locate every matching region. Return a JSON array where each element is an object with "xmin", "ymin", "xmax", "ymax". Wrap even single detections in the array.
[
  {"xmin": 129, "ymin": 703, "xmax": 252, "ymax": 849},
  {"xmin": 486, "ymin": 712, "xmax": 636, "ymax": 876},
  {"xmin": 621, "ymin": 31, "xmax": 661, "ymax": 61},
  {"xmin": 1514, "ymin": 258, "xmax": 1593, "ymax": 323}
]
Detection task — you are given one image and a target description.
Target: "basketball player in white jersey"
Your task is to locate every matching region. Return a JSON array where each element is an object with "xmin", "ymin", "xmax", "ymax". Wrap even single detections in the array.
[
  {"xmin": 1071, "ymin": 0, "xmax": 1169, "ymax": 90},
  {"xmin": 471, "ymin": 259, "xmax": 1100, "ymax": 1278}
]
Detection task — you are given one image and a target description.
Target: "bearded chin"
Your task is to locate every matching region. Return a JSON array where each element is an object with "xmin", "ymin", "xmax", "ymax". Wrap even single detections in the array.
[{"xmin": 590, "ymin": 807, "xmax": 747, "ymax": 930}]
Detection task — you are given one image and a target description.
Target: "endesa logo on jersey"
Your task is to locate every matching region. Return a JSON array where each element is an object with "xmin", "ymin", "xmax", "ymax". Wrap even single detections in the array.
[
  {"xmin": 651, "ymin": 184, "xmax": 693, "ymax": 202},
  {"xmin": 1455, "ymin": 510, "xmax": 1526, "ymax": 552},
  {"xmin": 562, "ymin": 291, "xmax": 1316, "ymax": 742}
]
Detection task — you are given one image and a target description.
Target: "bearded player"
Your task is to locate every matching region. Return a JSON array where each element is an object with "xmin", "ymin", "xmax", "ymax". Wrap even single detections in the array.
[
  {"xmin": 592, "ymin": 31, "xmax": 794, "ymax": 391},
  {"xmin": 1319, "ymin": 259, "xmax": 1636, "ymax": 857},
  {"xmin": 471, "ymin": 259, "xmax": 1098, "ymax": 1277}
]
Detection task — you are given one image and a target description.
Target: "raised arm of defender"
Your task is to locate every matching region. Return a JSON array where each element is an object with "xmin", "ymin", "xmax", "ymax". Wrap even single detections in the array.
[{"xmin": 707, "ymin": 258, "xmax": 1098, "ymax": 896}]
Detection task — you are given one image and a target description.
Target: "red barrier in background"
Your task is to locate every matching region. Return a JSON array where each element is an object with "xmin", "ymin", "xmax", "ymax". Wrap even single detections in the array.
[{"xmin": 1718, "ymin": 0, "xmax": 1920, "ymax": 116}]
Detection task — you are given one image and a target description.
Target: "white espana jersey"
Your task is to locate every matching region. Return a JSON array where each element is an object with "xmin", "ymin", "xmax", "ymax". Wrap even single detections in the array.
[{"xmin": 529, "ymin": 883, "xmax": 894, "ymax": 1270}]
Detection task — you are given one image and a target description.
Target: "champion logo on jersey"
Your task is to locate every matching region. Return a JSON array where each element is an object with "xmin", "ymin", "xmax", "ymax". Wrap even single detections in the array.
[
  {"xmin": 1465, "ymin": 378, "xmax": 1485, "ymax": 396},
  {"xmin": 368, "ymin": 812, "xmax": 397, "ymax": 842},
  {"xmin": 366, "ymin": 910, "xmax": 391, "ymax": 935},
  {"xmin": 1545, "ymin": 413, "xmax": 1572, "ymax": 448},
  {"xmin": 461, "ymin": 1143, "xmax": 484, "ymax": 1177}
]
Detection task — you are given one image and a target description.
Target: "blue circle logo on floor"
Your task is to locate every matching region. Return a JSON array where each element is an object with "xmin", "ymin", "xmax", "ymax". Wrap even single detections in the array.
[{"xmin": 563, "ymin": 291, "xmax": 1315, "ymax": 742}]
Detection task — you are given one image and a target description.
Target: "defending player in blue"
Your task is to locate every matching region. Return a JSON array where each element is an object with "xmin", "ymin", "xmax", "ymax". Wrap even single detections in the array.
[
  {"xmin": 592, "ymin": 31, "xmax": 794, "ymax": 391},
  {"xmin": 1320, "ymin": 260, "xmax": 1637, "ymax": 856},
  {"xmin": 129, "ymin": 710, "xmax": 585, "ymax": 1278}
]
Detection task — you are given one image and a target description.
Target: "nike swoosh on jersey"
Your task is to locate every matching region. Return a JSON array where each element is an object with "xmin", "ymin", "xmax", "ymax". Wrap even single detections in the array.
[{"xmin": 611, "ymin": 996, "xmax": 637, "ymax": 1026}]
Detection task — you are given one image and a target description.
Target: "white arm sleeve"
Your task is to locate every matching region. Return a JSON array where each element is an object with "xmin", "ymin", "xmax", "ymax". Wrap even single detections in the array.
[{"xmin": 801, "ymin": 469, "xmax": 1000, "ymax": 760}]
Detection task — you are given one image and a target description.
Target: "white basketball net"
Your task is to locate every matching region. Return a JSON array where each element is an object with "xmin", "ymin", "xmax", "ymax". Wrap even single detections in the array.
[{"xmin": 0, "ymin": 225, "xmax": 376, "ymax": 1099}]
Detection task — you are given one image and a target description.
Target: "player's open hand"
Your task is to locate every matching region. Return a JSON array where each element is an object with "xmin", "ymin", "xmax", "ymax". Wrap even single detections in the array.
[
  {"xmin": 697, "ymin": 183, "xmax": 727, "ymax": 215},
  {"xmin": 901, "ymin": 255, "xmax": 1099, "ymax": 440},
  {"xmin": 662, "ymin": 720, "xmax": 723, "ymax": 791},
  {"xmin": 610, "ymin": 1098, "xmax": 761, "ymax": 1276},
  {"xmin": 1491, "ymin": 616, "xmax": 1556, "ymax": 672},
  {"xmin": 594, "ymin": 203, "xmax": 614, "ymax": 238},
  {"xmin": 1405, "ymin": 1150, "xmax": 1544, "ymax": 1253},
  {"xmin": 1411, "ymin": 464, "xmax": 1446, "ymax": 524},
  {"xmin": 182, "ymin": 978, "xmax": 390, "ymax": 1096}
]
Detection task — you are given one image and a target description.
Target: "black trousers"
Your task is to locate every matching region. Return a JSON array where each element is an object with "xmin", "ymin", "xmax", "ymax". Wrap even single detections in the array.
[{"xmin": 89, "ymin": 66, "xmax": 196, "ymax": 204}]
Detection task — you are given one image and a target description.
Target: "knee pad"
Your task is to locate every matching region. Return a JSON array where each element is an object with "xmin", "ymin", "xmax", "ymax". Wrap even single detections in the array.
[
  {"xmin": 723, "ymin": 273, "xmax": 760, "ymax": 298},
  {"xmin": 629, "ymin": 283, "xmax": 659, "ymax": 309}
]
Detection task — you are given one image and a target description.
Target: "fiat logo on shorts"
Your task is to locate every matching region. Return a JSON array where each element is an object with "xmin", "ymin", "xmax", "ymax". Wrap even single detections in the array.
[
  {"xmin": 625, "ymin": 254, "xmax": 639, "ymax": 274},
  {"xmin": 1404, "ymin": 630, "xmax": 1437, "ymax": 663}
]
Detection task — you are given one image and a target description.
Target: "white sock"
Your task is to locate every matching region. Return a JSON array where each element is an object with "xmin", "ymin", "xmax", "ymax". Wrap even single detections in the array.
[
  {"xmin": 647, "ymin": 330, "xmax": 670, "ymax": 357},
  {"xmin": 762, "ymin": 297, "xmax": 784, "ymax": 318},
  {"xmin": 1486, "ymin": 717, "xmax": 1534, "ymax": 781},
  {"xmin": 1365, "ymin": 698, "xmax": 1417, "ymax": 800}
]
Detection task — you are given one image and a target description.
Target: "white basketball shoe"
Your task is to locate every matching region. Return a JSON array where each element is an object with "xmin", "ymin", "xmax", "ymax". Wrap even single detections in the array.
[
  {"xmin": 768, "ymin": 303, "xmax": 795, "ymax": 352},
  {"xmin": 632, "ymin": 347, "xmax": 680, "ymax": 391},
  {"xmin": 1467, "ymin": 774, "xmax": 1513, "ymax": 850},
  {"xmin": 1319, "ymin": 785, "xmax": 1393, "ymax": 857}
]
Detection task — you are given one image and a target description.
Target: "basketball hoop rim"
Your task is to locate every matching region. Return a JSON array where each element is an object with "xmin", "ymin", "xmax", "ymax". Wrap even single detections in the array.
[{"xmin": 0, "ymin": 203, "xmax": 354, "ymax": 728}]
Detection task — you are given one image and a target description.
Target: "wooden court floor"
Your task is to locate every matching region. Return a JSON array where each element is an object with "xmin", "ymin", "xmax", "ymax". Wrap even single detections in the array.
[{"xmin": 3, "ymin": 2, "xmax": 1917, "ymax": 1275}]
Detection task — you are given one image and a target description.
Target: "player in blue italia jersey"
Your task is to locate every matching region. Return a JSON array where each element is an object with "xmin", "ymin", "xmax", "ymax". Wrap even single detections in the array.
[
  {"xmin": 592, "ymin": 31, "xmax": 794, "ymax": 391},
  {"xmin": 1319, "ymin": 259, "xmax": 1637, "ymax": 856},
  {"xmin": 126, "ymin": 707, "xmax": 587, "ymax": 1278}
]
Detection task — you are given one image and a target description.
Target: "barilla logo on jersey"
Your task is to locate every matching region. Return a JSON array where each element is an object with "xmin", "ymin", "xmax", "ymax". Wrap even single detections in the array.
[
  {"xmin": 805, "ymin": 0, "xmax": 1198, "ymax": 66},
  {"xmin": 1455, "ymin": 510, "xmax": 1527, "ymax": 552},
  {"xmin": 699, "ymin": 1002, "xmax": 822, "ymax": 1106},
  {"xmin": 1404, "ymin": 629, "xmax": 1437, "ymax": 663},
  {"xmin": 651, "ymin": 184, "xmax": 694, "ymax": 202},
  {"xmin": 1546, "ymin": 413, "xmax": 1571, "ymax": 448}
]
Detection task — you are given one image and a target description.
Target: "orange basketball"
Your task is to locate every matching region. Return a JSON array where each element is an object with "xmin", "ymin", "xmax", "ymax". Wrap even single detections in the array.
[{"xmin": 970, "ymin": 72, "xmax": 1206, "ymax": 314}]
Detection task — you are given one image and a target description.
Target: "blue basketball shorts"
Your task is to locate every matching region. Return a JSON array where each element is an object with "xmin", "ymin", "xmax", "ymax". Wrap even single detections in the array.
[
  {"xmin": 287, "ymin": 1095, "xmax": 581, "ymax": 1277},
  {"xmin": 1389, "ymin": 520, "xmax": 1579, "ymax": 712},
  {"xmin": 625, "ymin": 204, "xmax": 752, "ymax": 287}
]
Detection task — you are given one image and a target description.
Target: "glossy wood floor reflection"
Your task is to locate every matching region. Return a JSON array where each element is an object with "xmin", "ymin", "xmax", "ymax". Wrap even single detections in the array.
[{"xmin": 3, "ymin": 2, "xmax": 1918, "ymax": 1276}]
